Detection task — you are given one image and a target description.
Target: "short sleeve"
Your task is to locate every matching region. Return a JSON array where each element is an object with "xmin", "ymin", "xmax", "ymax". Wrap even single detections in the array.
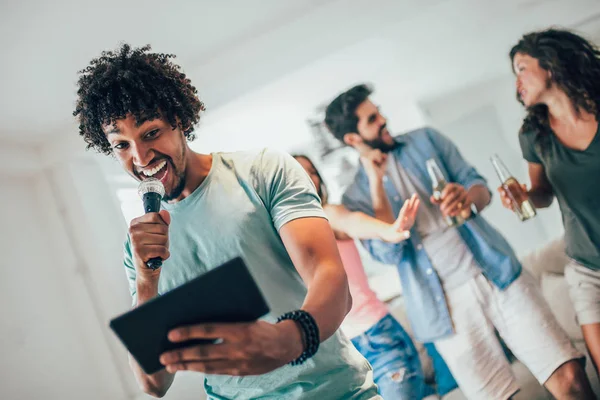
[
  {"xmin": 253, "ymin": 149, "xmax": 327, "ymax": 231},
  {"xmin": 519, "ymin": 132, "xmax": 542, "ymax": 164},
  {"xmin": 123, "ymin": 236, "xmax": 138, "ymax": 305}
]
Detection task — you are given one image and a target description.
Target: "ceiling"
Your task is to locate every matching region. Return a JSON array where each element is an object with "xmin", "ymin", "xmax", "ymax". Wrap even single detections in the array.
[
  {"xmin": 0, "ymin": 0, "xmax": 334, "ymax": 143},
  {"xmin": 1, "ymin": 0, "xmax": 599, "ymax": 147}
]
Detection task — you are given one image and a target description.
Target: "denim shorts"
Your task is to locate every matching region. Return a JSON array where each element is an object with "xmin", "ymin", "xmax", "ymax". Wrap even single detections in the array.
[{"xmin": 351, "ymin": 313, "xmax": 456, "ymax": 399}]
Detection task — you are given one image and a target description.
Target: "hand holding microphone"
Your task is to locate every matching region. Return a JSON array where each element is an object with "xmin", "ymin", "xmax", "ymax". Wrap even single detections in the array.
[{"xmin": 129, "ymin": 178, "xmax": 171, "ymax": 277}]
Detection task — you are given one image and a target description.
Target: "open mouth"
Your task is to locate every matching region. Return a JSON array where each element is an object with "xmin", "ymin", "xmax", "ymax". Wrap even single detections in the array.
[
  {"xmin": 140, "ymin": 160, "xmax": 169, "ymax": 184},
  {"xmin": 380, "ymin": 127, "xmax": 392, "ymax": 139},
  {"xmin": 518, "ymin": 89, "xmax": 527, "ymax": 100}
]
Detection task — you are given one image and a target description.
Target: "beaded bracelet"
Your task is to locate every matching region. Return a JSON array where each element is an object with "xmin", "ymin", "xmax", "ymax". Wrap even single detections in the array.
[{"xmin": 276, "ymin": 310, "xmax": 320, "ymax": 366}]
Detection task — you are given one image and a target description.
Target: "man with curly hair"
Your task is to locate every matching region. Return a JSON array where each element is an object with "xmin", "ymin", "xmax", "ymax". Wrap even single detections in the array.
[
  {"xmin": 74, "ymin": 44, "xmax": 380, "ymax": 400},
  {"xmin": 324, "ymin": 83, "xmax": 595, "ymax": 399}
]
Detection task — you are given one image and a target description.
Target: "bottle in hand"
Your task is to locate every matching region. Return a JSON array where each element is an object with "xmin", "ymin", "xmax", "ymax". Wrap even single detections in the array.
[
  {"xmin": 426, "ymin": 158, "xmax": 465, "ymax": 227},
  {"xmin": 490, "ymin": 154, "xmax": 536, "ymax": 221}
]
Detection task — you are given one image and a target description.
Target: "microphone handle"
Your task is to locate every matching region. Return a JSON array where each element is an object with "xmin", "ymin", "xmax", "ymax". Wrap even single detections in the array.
[{"xmin": 142, "ymin": 192, "xmax": 163, "ymax": 270}]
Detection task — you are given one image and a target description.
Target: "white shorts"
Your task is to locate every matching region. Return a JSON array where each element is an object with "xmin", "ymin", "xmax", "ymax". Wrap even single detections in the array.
[
  {"xmin": 565, "ymin": 260, "xmax": 600, "ymax": 325},
  {"xmin": 433, "ymin": 271, "xmax": 583, "ymax": 400}
]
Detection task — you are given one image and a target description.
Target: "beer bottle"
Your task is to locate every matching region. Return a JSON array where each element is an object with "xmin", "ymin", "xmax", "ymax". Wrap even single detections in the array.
[
  {"xmin": 490, "ymin": 154, "xmax": 536, "ymax": 221},
  {"xmin": 426, "ymin": 158, "xmax": 465, "ymax": 227}
]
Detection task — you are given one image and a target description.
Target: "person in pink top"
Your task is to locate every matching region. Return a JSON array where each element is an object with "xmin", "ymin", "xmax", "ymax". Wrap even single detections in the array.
[{"xmin": 294, "ymin": 154, "xmax": 457, "ymax": 399}]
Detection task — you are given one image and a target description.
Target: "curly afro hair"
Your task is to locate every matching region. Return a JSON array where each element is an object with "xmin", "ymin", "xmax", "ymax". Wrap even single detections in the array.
[
  {"xmin": 73, "ymin": 43, "xmax": 205, "ymax": 155},
  {"xmin": 510, "ymin": 28, "xmax": 600, "ymax": 143}
]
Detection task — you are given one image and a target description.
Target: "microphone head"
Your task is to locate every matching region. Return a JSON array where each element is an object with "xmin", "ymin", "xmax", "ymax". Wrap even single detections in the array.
[{"xmin": 138, "ymin": 178, "xmax": 165, "ymax": 199}]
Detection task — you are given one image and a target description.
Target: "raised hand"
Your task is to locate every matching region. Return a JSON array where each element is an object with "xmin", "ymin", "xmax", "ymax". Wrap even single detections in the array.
[
  {"xmin": 360, "ymin": 149, "xmax": 388, "ymax": 183},
  {"xmin": 129, "ymin": 209, "xmax": 171, "ymax": 282},
  {"xmin": 392, "ymin": 194, "xmax": 420, "ymax": 233}
]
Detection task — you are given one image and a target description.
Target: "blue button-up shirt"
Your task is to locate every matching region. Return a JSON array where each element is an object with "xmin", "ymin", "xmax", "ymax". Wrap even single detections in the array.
[{"xmin": 342, "ymin": 127, "xmax": 522, "ymax": 342}]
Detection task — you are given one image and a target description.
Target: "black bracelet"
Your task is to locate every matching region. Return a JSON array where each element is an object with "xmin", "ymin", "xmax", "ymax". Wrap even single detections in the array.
[{"xmin": 276, "ymin": 310, "xmax": 320, "ymax": 366}]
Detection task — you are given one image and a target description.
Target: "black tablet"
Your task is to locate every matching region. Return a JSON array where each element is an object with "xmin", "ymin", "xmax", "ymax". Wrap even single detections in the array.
[{"xmin": 109, "ymin": 257, "xmax": 270, "ymax": 374}]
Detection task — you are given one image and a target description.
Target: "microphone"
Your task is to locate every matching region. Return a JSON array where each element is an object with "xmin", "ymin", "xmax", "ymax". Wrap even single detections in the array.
[{"xmin": 138, "ymin": 178, "xmax": 166, "ymax": 270}]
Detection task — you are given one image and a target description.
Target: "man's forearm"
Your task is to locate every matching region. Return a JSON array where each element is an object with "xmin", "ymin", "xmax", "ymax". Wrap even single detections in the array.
[
  {"xmin": 370, "ymin": 179, "xmax": 395, "ymax": 223},
  {"xmin": 468, "ymin": 184, "xmax": 491, "ymax": 212},
  {"xmin": 129, "ymin": 354, "xmax": 174, "ymax": 398},
  {"xmin": 300, "ymin": 262, "xmax": 351, "ymax": 342},
  {"xmin": 130, "ymin": 279, "xmax": 175, "ymax": 398},
  {"xmin": 278, "ymin": 218, "xmax": 353, "ymax": 345},
  {"xmin": 136, "ymin": 277, "xmax": 160, "ymax": 305}
]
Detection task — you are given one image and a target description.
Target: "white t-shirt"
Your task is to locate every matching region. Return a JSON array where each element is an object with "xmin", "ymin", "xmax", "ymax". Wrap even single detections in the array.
[{"xmin": 386, "ymin": 154, "xmax": 480, "ymax": 289}]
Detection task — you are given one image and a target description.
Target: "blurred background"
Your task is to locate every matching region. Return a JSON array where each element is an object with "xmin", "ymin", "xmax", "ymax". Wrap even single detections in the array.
[{"xmin": 1, "ymin": 0, "xmax": 600, "ymax": 399}]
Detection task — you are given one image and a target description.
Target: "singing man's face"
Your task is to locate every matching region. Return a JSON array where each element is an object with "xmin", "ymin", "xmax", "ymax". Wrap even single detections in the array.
[{"xmin": 103, "ymin": 114, "xmax": 188, "ymax": 201}]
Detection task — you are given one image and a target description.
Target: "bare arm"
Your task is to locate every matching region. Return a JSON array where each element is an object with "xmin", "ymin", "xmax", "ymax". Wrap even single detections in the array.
[
  {"xmin": 360, "ymin": 150, "xmax": 395, "ymax": 223},
  {"xmin": 279, "ymin": 217, "xmax": 351, "ymax": 340},
  {"xmin": 369, "ymin": 177, "xmax": 395, "ymax": 223},
  {"xmin": 128, "ymin": 279, "xmax": 175, "ymax": 398},
  {"xmin": 126, "ymin": 210, "xmax": 175, "ymax": 398},
  {"xmin": 325, "ymin": 204, "xmax": 413, "ymax": 243},
  {"xmin": 526, "ymin": 162, "xmax": 554, "ymax": 208},
  {"xmin": 326, "ymin": 204, "xmax": 392, "ymax": 240}
]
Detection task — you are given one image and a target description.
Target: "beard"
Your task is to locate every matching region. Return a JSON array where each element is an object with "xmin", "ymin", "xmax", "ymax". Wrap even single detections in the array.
[
  {"xmin": 133, "ymin": 156, "xmax": 186, "ymax": 201},
  {"xmin": 362, "ymin": 124, "xmax": 398, "ymax": 152},
  {"xmin": 135, "ymin": 138, "xmax": 187, "ymax": 201},
  {"xmin": 163, "ymin": 143, "xmax": 188, "ymax": 201},
  {"xmin": 363, "ymin": 137, "xmax": 397, "ymax": 152},
  {"xmin": 163, "ymin": 166, "xmax": 186, "ymax": 201}
]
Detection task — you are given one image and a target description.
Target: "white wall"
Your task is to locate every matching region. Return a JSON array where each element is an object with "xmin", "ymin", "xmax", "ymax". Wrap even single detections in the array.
[
  {"xmin": 0, "ymin": 140, "xmax": 210, "ymax": 400},
  {"xmin": 189, "ymin": 34, "xmax": 429, "ymax": 206},
  {"xmin": 0, "ymin": 172, "xmax": 131, "ymax": 399}
]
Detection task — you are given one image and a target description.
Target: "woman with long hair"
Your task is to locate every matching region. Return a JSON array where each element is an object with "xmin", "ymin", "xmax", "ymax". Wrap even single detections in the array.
[
  {"xmin": 503, "ymin": 28, "xmax": 600, "ymax": 377},
  {"xmin": 293, "ymin": 153, "xmax": 457, "ymax": 399}
]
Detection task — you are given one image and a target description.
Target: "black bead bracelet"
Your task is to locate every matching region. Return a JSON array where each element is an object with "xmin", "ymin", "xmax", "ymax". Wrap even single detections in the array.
[{"xmin": 277, "ymin": 310, "xmax": 320, "ymax": 366}]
